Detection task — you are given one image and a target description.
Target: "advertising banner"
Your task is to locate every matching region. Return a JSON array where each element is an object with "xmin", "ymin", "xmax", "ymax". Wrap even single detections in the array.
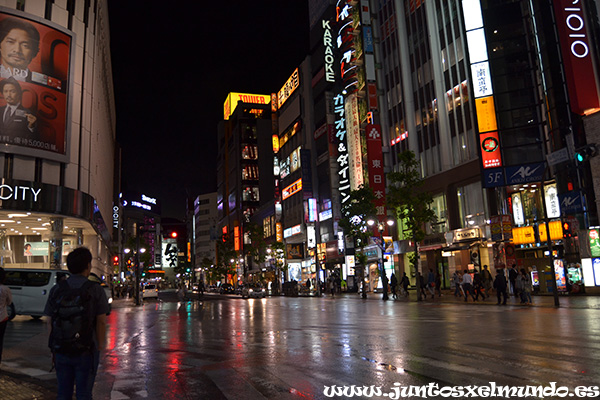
[
  {"xmin": 24, "ymin": 241, "xmax": 48, "ymax": 256},
  {"xmin": 286, "ymin": 243, "xmax": 305, "ymax": 260},
  {"xmin": 552, "ymin": 1, "xmax": 600, "ymax": 114},
  {"xmin": 490, "ymin": 215, "xmax": 503, "ymax": 242},
  {"xmin": 344, "ymin": 94, "xmax": 364, "ymax": 190},
  {"xmin": 366, "ymin": 124, "xmax": 386, "ymax": 220},
  {"xmin": 590, "ymin": 229, "xmax": 600, "ymax": 258},
  {"xmin": 0, "ymin": 10, "xmax": 73, "ymax": 162}
]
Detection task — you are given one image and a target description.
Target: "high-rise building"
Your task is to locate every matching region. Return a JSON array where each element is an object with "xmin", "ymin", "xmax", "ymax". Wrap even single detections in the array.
[
  {"xmin": 372, "ymin": 0, "xmax": 600, "ymax": 291},
  {"xmin": 193, "ymin": 192, "xmax": 218, "ymax": 279},
  {"xmin": 0, "ymin": 1, "xmax": 117, "ymax": 279},
  {"xmin": 217, "ymin": 93, "xmax": 274, "ymax": 280}
]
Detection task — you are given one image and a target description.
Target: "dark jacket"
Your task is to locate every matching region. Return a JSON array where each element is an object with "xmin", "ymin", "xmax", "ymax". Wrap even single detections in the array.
[{"xmin": 494, "ymin": 273, "xmax": 508, "ymax": 290}]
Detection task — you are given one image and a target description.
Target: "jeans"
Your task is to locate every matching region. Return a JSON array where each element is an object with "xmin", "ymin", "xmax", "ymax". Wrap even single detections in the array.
[
  {"xmin": 0, "ymin": 318, "xmax": 7, "ymax": 363},
  {"xmin": 55, "ymin": 351, "xmax": 99, "ymax": 399}
]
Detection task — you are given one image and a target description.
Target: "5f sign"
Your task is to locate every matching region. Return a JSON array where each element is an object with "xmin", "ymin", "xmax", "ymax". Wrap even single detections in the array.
[{"xmin": 484, "ymin": 169, "xmax": 504, "ymax": 188}]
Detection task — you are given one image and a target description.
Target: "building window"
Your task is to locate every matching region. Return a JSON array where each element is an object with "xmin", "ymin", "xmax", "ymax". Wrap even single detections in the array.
[{"xmin": 457, "ymin": 182, "xmax": 486, "ymax": 228}]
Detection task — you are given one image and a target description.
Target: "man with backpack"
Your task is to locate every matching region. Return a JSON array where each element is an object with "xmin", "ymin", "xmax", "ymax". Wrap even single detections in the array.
[{"xmin": 44, "ymin": 247, "xmax": 109, "ymax": 399}]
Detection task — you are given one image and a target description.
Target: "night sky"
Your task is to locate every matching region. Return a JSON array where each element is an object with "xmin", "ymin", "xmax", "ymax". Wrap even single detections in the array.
[{"xmin": 107, "ymin": 1, "xmax": 309, "ymax": 219}]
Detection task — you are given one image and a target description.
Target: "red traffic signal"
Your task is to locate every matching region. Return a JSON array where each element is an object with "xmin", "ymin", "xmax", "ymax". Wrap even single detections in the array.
[
  {"xmin": 113, "ymin": 256, "xmax": 119, "ymax": 266},
  {"xmin": 563, "ymin": 222, "xmax": 572, "ymax": 238},
  {"xmin": 171, "ymin": 232, "xmax": 177, "ymax": 238}
]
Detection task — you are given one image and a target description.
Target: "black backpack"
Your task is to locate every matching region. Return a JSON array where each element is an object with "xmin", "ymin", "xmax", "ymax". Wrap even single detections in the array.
[{"xmin": 49, "ymin": 280, "xmax": 97, "ymax": 355}]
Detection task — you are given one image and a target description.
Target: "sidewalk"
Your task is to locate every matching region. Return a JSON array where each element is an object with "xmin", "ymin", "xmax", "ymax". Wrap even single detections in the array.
[
  {"xmin": 0, "ymin": 297, "xmax": 134, "ymax": 399},
  {"xmin": 348, "ymin": 288, "xmax": 600, "ymax": 309},
  {"xmin": 0, "ymin": 369, "xmax": 55, "ymax": 400}
]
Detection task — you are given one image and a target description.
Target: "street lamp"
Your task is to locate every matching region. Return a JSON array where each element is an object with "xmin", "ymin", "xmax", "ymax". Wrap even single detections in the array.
[
  {"xmin": 367, "ymin": 217, "xmax": 395, "ymax": 301},
  {"xmin": 124, "ymin": 246, "xmax": 146, "ymax": 305}
]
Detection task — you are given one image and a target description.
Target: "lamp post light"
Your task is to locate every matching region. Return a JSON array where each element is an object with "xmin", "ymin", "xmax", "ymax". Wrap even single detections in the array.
[
  {"xmin": 367, "ymin": 217, "xmax": 395, "ymax": 301},
  {"xmin": 125, "ymin": 246, "xmax": 146, "ymax": 306}
]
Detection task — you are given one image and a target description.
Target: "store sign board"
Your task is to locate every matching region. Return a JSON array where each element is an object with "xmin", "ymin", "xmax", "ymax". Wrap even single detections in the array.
[
  {"xmin": 475, "ymin": 96, "xmax": 498, "ymax": 133},
  {"xmin": 345, "ymin": 94, "xmax": 364, "ymax": 190},
  {"xmin": 0, "ymin": 184, "xmax": 41, "ymax": 201},
  {"xmin": 483, "ymin": 168, "xmax": 505, "ymax": 188},
  {"xmin": 544, "ymin": 183, "xmax": 561, "ymax": 219},
  {"xmin": 552, "ymin": 1, "xmax": 600, "ymax": 114},
  {"xmin": 278, "ymin": 68, "xmax": 300, "ymax": 109},
  {"xmin": 223, "ymin": 92, "xmax": 270, "ymax": 120},
  {"xmin": 559, "ymin": 191, "xmax": 583, "ymax": 214},
  {"xmin": 282, "ymin": 178, "xmax": 302, "ymax": 200},
  {"xmin": 480, "ymin": 131, "xmax": 501, "ymax": 168},
  {"xmin": 366, "ymin": 124, "xmax": 386, "ymax": 219},
  {"xmin": 539, "ymin": 221, "xmax": 564, "ymax": 242},
  {"xmin": 505, "ymin": 163, "xmax": 544, "ymax": 185},
  {"xmin": 589, "ymin": 229, "xmax": 600, "ymax": 258},
  {"xmin": 333, "ymin": 92, "xmax": 351, "ymax": 204},
  {"xmin": 323, "ymin": 20, "xmax": 335, "ymax": 82},
  {"xmin": 512, "ymin": 226, "xmax": 536, "ymax": 245},
  {"xmin": 454, "ymin": 228, "xmax": 481, "ymax": 242}
]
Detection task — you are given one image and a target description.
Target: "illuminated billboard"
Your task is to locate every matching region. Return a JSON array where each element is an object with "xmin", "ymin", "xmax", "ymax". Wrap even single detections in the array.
[
  {"xmin": 0, "ymin": 9, "xmax": 73, "ymax": 162},
  {"xmin": 223, "ymin": 92, "xmax": 270, "ymax": 120},
  {"xmin": 282, "ymin": 178, "xmax": 302, "ymax": 200},
  {"xmin": 277, "ymin": 68, "xmax": 299, "ymax": 109}
]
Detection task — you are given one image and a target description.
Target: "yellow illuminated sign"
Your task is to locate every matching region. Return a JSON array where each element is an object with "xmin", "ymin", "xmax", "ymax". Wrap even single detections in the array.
[
  {"xmin": 224, "ymin": 92, "xmax": 271, "ymax": 120},
  {"xmin": 539, "ymin": 221, "xmax": 564, "ymax": 242},
  {"xmin": 276, "ymin": 222, "xmax": 283, "ymax": 242},
  {"xmin": 278, "ymin": 68, "xmax": 300, "ymax": 108},
  {"xmin": 512, "ymin": 226, "xmax": 536, "ymax": 245},
  {"xmin": 475, "ymin": 96, "xmax": 498, "ymax": 133},
  {"xmin": 282, "ymin": 178, "xmax": 302, "ymax": 200}
]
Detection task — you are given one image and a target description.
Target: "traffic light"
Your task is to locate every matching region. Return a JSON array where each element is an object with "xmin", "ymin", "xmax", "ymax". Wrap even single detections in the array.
[
  {"xmin": 575, "ymin": 144, "xmax": 597, "ymax": 163},
  {"xmin": 113, "ymin": 256, "xmax": 119, "ymax": 266},
  {"xmin": 171, "ymin": 231, "xmax": 177, "ymax": 238},
  {"xmin": 563, "ymin": 222, "xmax": 572, "ymax": 238}
]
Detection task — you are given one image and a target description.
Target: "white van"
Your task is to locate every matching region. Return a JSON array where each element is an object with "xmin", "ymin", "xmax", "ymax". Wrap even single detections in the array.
[{"xmin": 5, "ymin": 268, "xmax": 70, "ymax": 320}]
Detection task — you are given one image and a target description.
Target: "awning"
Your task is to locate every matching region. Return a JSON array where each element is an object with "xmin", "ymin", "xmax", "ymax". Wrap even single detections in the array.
[
  {"xmin": 419, "ymin": 244, "xmax": 444, "ymax": 252},
  {"xmin": 444, "ymin": 240, "xmax": 483, "ymax": 251}
]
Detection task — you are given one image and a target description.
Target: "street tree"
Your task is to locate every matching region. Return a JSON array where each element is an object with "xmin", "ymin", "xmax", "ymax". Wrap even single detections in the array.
[
  {"xmin": 386, "ymin": 150, "xmax": 436, "ymax": 301},
  {"xmin": 243, "ymin": 222, "xmax": 268, "ymax": 278},
  {"xmin": 339, "ymin": 185, "xmax": 377, "ymax": 299},
  {"xmin": 267, "ymin": 241, "xmax": 286, "ymax": 295},
  {"xmin": 214, "ymin": 234, "xmax": 237, "ymax": 283}
]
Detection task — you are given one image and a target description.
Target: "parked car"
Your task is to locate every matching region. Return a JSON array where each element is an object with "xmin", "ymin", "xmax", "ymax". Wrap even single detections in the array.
[
  {"xmin": 207, "ymin": 284, "xmax": 218, "ymax": 292},
  {"xmin": 4, "ymin": 268, "xmax": 70, "ymax": 320},
  {"xmin": 219, "ymin": 283, "xmax": 235, "ymax": 294},
  {"xmin": 241, "ymin": 284, "xmax": 266, "ymax": 299},
  {"xmin": 142, "ymin": 283, "xmax": 159, "ymax": 299}
]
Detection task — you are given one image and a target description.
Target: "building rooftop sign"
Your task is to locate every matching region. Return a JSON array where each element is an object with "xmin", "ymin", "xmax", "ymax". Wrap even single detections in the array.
[{"xmin": 223, "ymin": 92, "xmax": 271, "ymax": 120}]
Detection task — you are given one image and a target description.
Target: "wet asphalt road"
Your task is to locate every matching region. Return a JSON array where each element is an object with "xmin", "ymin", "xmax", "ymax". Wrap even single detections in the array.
[{"xmin": 3, "ymin": 291, "xmax": 600, "ymax": 399}]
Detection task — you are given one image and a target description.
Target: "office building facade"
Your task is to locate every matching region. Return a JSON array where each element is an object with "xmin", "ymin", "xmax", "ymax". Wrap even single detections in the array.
[{"xmin": 0, "ymin": 0, "xmax": 116, "ymax": 278}]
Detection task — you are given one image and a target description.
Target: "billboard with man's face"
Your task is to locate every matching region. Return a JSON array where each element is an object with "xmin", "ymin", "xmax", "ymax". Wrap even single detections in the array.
[{"xmin": 0, "ymin": 9, "xmax": 73, "ymax": 162}]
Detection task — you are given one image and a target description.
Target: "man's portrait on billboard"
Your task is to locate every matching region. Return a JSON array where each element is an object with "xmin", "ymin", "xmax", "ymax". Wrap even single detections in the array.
[
  {"xmin": 0, "ymin": 10, "xmax": 71, "ymax": 160},
  {"xmin": 0, "ymin": 76, "xmax": 38, "ymax": 140},
  {"xmin": 0, "ymin": 16, "xmax": 40, "ymax": 81}
]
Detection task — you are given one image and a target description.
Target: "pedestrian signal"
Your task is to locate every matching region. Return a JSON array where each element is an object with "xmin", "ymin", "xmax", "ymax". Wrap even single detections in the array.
[{"xmin": 575, "ymin": 144, "xmax": 597, "ymax": 163}]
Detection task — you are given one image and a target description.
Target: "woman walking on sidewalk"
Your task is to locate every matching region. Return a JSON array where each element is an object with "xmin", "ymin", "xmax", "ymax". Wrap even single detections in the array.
[
  {"xmin": 0, "ymin": 268, "xmax": 13, "ymax": 364},
  {"xmin": 520, "ymin": 268, "xmax": 533, "ymax": 305}
]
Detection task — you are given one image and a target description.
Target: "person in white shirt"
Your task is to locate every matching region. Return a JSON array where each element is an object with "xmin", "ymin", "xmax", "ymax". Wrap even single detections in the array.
[{"xmin": 461, "ymin": 269, "xmax": 475, "ymax": 302}]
